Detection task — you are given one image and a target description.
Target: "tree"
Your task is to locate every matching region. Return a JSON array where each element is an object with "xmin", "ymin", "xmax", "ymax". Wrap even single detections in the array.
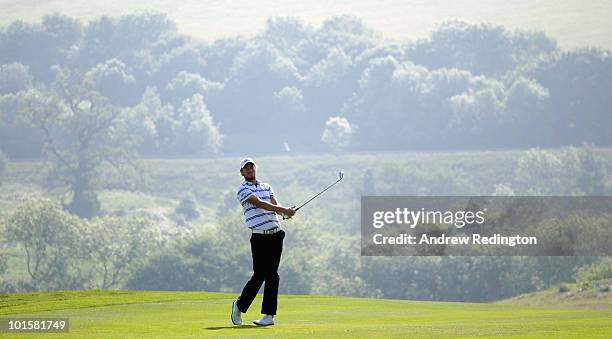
[
  {"xmin": 272, "ymin": 86, "xmax": 305, "ymax": 114},
  {"xmin": 78, "ymin": 11, "xmax": 176, "ymax": 71},
  {"xmin": 0, "ymin": 253, "xmax": 6, "ymax": 284},
  {"xmin": 576, "ymin": 257, "xmax": 612, "ymax": 289},
  {"xmin": 83, "ymin": 216, "xmax": 158, "ymax": 289},
  {"xmin": 126, "ymin": 214, "xmax": 251, "ymax": 291},
  {"xmin": 12, "ymin": 66, "xmax": 138, "ymax": 217},
  {"xmin": 0, "ymin": 150, "xmax": 7, "ymax": 185},
  {"xmin": 175, "ymin": 94, "xmax": 222, "ymax": 155},
  {"xmin": 84, "ymin": 58, "xmax": 137, "ymax": 106},
  {"xmin": 514, "ymin": 146, "xmax": 609, "ymax": 195},
  {"xmin": 127, "ymin": 86, "xmax": 176, "ymax": 155},
  {"xmin": 0, "ymin": 63, "xmax": 44, "ymax": 158},
  {"xmin": 124, "ymin": 250, "xmax": 197, "ymax": 291},
  {"xmin": 0, "ymin": 14, "xmax": 82, "ymax": 81},
  {"xmin": 176, "ymin": 193, "xmax": 200, "ymax": 221},
  {"xmin": 163, "ymin": 71, "xmax": 222, "ymax": 108},
  {"xmin": 514, "ymin": 147, "xmax": 566, "ymax": 195},
  {"xmin": 501, "ymin": 77, "xmax": 553, "ymax": 147},
  {"xmin": 361, "ymin": 168, "xmax": 376, "ymax": 195},
  {"xmin": 533, "ymin": 48, "xmax": 612, "ymax": 146},
  {"xmin": 271, "ymin": 86, "xmax": 306, "ymax": 144},
  {"xmin": 0, "ymin": 218, "xmax": 7, "ymax": 289},
  {"xmin": 219, "ymin": 39, "xmax": 302, "ymax": 145},
  {"xmin": 303, "ymin": 48, "xmax": 357, "ymax": 141},
  {"xmin": 405, "ymin": 21, "xmax": 557, "ymax": 78},
  {"xmin": 575, "ymin": 144, "xmax": 608, "ymax": 195},
  {"xmin": 0, "ymin": 62, "xmax": 33, "ymax": 94},
  {"xmin": 321, "ymin": 116, "xmax": 353, "ymax": 153},
  {"xmin": 5, "ymin": 199, "xmax": 85, "ymax": 290}
]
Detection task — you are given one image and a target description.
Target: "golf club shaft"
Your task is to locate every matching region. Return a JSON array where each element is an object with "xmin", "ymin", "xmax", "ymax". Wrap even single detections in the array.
[
  {"xmin": 295, "ymin": 179, "xmax": 341, "ymax": 210},
  {"xmin": 282, "ymin": 178, "xmax": 343, "ymax": 219}
]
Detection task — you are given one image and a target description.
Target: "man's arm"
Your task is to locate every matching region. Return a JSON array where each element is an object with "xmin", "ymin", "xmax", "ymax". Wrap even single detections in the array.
[{"xmin": 246, "ymin": 195, "xmax": 294, "ymax": 217}]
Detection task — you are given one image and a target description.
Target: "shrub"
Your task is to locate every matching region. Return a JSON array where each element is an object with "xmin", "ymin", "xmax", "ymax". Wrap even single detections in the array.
[
  {"xmin": 576, "ymin": 258, "xmax": 612, "ymax": 289},
  {"xmin": 558, "ymin": 284, "xmax": 570, "ymax": 293},
  {"xmin": 176, "ymin": 194, "xmax": 200, "ymax": 220}
]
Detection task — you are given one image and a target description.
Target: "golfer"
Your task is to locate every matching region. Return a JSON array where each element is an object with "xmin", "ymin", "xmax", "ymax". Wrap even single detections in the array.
[{"xmin": 231, "ymin": 157, "xmax": 295, "ymax": 326}]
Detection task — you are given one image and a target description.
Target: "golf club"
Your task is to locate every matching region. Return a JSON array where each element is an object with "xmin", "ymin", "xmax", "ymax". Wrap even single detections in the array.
[{"xmin": 282, "ymin": 171, "xmax": 344, "ymax": 220}]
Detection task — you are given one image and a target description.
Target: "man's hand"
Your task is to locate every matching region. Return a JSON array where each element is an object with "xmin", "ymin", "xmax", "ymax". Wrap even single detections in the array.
[{"xmin": 283, "ymin": 206, "xmax": 296, "ymax": 218}]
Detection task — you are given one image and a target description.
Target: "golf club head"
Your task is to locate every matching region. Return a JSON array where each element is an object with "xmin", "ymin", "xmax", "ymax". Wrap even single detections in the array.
[{"xmin": 338, "ymin": 170, "xmax": 344, "ymax": 181}]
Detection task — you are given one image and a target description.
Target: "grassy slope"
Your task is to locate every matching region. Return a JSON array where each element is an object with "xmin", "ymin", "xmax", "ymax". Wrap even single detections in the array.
[
  {"xmin": 0, "ymin": 150, "xmax": 522, "ymax": 234},
  {"xmin": 1, "ymin": 290, "xmax": 612, "ymax": 338},
  {"xmin": 498, "ymin": 283, "xmax": 612, "ymax": 310}
]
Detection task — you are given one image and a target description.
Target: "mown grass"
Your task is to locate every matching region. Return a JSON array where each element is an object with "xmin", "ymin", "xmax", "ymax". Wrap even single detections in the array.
[{"xmin": 1, "ymin": 290, "xmax": 612, "ymax": 338}]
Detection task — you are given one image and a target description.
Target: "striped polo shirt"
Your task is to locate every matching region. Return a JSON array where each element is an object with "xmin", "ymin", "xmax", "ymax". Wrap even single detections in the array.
[{"xmin": 236, "ymin": 180, "xmax": 281, "ymax": 230}]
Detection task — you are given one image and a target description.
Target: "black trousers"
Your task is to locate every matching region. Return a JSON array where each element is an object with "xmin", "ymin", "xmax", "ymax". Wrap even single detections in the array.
[{"xmin": 237, "ymin": 229, "xmax": 285, "ymax": 315}]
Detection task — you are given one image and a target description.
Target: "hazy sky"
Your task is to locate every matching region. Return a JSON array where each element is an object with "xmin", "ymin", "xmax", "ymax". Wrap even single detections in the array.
[{"xmin": 1, "ymin": 0, "xmax": 611, "ymax": 50}]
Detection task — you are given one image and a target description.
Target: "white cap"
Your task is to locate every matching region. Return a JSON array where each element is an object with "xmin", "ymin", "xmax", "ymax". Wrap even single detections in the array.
[{"xmin": 239, "ymin": 157, "xmax": 256, "ymax": 170}]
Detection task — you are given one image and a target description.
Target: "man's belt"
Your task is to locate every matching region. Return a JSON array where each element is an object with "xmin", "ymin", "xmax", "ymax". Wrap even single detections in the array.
[{"xmin": 252, "ymin": 227, "xmax": 282, "ymax": 234}]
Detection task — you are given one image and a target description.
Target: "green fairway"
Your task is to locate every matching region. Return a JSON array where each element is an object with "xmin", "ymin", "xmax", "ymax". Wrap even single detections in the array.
[{"xmin": 1, "ymin": 290, "xmax": 611, "ymax": 338}]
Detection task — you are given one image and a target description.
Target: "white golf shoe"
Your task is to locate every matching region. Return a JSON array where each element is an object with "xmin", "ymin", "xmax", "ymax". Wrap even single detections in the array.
[
  {"xmin": 253, "ymin": 314, "xmax": 274, "ymax": 326},
  {"xmin": 231, "ymin": 299, "xmax": 242, "ymax": 325}
]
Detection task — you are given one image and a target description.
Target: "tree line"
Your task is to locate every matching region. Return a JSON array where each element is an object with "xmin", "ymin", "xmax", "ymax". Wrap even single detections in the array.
[{"xmin": 1, "ymin": 12, "xmax": 611, "ymax": 159}]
